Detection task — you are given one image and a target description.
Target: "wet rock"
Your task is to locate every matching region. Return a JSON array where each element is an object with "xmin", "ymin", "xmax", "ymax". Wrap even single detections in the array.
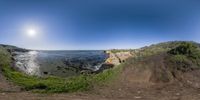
[
  {"xmin": 57, "ymin": 66, "xmax": 62, "ymax": 70},
  {"xmin": 81, "ymin": 70, "xmax": 93, "ymax": 74},
  {"xmin": 43, "ymin": 72, "xmax": 48, "ymax": 75},
  {"xmin": 94, "ymin": 64, "xmax": 114, "ymax": 73}
]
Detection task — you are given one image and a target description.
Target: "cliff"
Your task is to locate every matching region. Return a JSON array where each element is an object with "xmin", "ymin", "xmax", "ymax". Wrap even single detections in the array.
[{"xmin": 105, "ymin": 50, "xmax": 133, "ymax": 65}]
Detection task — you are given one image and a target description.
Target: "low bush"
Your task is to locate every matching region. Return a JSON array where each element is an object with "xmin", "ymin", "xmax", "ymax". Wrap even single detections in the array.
[
  {"xmin": 0, "ymin": 47, "xmax": 11, "ymax": 67},
  {"xmin": 168, "ymin": 42, "xmax": 200, "ymax": 70},
  {"xmin": 168, "ymin": 42, "xmax": 200, "ymax": 58}
]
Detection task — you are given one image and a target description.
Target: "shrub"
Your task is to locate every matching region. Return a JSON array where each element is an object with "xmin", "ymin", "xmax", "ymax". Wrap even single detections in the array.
[
  {"xmin": 0, "ymin": 47, "xmax": 11, "ymax": 67},
  {"xmin": 168, "ymin": 42, "xmax": 200, "ymax": 68},
  {"xmin": 169, "ymin": 55, "xmax": 189, "ymax": 64},
  {"xmin": 168, "ymin": 42, "xmax": 200, "ymax": 57}
]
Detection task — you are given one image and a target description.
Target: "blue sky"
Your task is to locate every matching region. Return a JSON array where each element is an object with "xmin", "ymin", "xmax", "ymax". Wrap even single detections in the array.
[{"xmin": 0, "ymin": 0, "xmax": 200, "ymax": 50}]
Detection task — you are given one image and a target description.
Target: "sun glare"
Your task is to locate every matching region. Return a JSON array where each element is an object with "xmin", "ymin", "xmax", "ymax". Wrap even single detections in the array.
[{"xmin": 27, "ymin": 29, "xmax": 37, "ymax": 37}]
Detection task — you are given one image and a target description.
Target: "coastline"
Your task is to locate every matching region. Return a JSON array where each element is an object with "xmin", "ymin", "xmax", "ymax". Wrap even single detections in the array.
[{"xmin": 6, "ymin": 45, "xmax": 134, "ymax": 76}]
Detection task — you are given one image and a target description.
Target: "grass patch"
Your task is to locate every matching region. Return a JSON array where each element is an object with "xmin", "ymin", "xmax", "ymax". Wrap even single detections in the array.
[
  {"xmin": 2, "ymin": 65, "xmax": 122, "ymax": 93},
  {"xmin": 0, "ymin": 47, "xmax": 123, "ymax": 93}
]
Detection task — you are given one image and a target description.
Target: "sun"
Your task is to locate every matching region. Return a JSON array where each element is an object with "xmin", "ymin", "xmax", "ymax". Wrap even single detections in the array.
[{"xmin": 27, "ymin": 29, "xmax": 37, "ymax": 37}]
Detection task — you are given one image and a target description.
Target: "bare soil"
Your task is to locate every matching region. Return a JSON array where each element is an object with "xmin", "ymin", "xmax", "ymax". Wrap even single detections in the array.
[
  {"xmin": 1, "ymin": 54, "xmax": 200, "ymax": 100},
  {"xmin": 0, "ymin": 69, "xmax": 21, "ymax": 93}
]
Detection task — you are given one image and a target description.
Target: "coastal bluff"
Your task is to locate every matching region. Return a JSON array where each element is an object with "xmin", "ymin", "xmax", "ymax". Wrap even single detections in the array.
[{"xmin": 105, "ymin": 50, "xmax": 133, "ymax": 65}]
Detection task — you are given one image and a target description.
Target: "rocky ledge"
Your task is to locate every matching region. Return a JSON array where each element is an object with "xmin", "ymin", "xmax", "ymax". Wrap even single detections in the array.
[
  {"xmin": 105, "ymin": 50, "xmax": 133, "ymax": 65},
  {"xmin": 91, "ymin": 50, "xmax": 134, "ymax": 74}
]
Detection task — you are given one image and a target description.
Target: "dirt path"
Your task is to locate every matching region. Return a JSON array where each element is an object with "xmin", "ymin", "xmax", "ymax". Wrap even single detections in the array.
[
  {"xmin": 0, "ymin": 69, "xmax": 21, "ymax": 92},
  {"xmin": 1, "ymin": 79, "xmax": 200, "ymax": 100},
  {"xmin": 1, "ymin": 55, "xmax": 200, "ymax": 100}
]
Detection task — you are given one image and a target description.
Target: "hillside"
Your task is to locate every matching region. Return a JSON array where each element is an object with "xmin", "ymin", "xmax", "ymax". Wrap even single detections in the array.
[
  {"xmin": 0, "ymin": 44, "xmax": 29, "ymax": 53},
  {"xmin": 1, "ymin": 41, "xmax": 200, "ymax": 100}
]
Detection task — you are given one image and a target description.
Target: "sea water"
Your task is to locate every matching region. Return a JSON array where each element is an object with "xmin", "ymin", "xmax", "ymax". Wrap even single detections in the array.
[{"xmin": 14, "ymin": 50, "xmax": 108, "ymax": 77}]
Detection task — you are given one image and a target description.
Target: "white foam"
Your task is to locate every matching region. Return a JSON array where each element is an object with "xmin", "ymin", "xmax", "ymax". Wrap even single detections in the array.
[{"xmin": 28, "ymin": 51, "xmax": 38, "ymax": 55}]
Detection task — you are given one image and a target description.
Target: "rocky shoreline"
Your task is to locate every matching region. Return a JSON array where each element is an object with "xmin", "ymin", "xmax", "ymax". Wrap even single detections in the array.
[
  {"xmin": 11, "ymin": 50, "xmax": 110, "ymax": 76},
  {"xmin": 1, "ymin": 44, "xmax": 134, "ymax": 76}
]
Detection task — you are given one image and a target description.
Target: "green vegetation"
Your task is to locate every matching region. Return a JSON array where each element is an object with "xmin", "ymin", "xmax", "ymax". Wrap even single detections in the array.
[
  {"xmin": 136, "ymin": 41, "xmax": 198, "ymax": 57},
  {"xmin": 0, "ymin": 47, "xmax": 11, "ymax": 67},
  {"xmin": 2, "ymin": 65, "xmax": 122, "ymax": 93},
  {"xmin": 0, "ymin": 47, "xmax": 122, "ymax": 93},
  {"xmin": 110, "ymin": 49, "xmax": 132, "ymax": 53},
  {"xmin": 171, "ymin": 55, "xmax": 189, "ymax": 64},
  {"xmin": 168, "ymin": 42, "xmax": 200, "ymax": 58},
  {"xmin": 167, "ymin": 42, "xmax": 200, "ymax": 70},
  {"xmin": 1, "ymin": 41, "xmax": 200, "ymax": 93}
]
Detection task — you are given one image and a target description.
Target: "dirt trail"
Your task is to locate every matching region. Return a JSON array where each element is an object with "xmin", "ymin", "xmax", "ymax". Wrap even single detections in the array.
[
  {"xmin": 86, "ymin": 55, "xmax": 200, "ymax": 100},
  {"xmin": 1, "ymin": 54, "xmax": 200, "ymax": 100},
  {"xmin": 0, "ymin": 68, "xmax": 21, "ymax": 93},
  {"xmin": 1, "ymin": 71, "xmax": 200, "ymax": 100}
]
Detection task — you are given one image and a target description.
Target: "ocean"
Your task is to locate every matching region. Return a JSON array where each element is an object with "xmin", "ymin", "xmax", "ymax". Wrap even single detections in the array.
[{"xmin": 14, "ymin": 50, "xmax": 108, "ymax": 77}]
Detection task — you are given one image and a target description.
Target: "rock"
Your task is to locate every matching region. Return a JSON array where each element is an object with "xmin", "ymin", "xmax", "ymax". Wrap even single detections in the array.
[
  {"xmin": 80, "ymin": 70, "xmax": 93, "ymax": 74},
  {"xmin": 105, "ymin": 50, "xmax": 133, "ymax": 65},
  {"xmin": 1, "ymin": 93, "xmax": 5, "ymax": 95},
  {"xmin": 176, "ymin": 93, "xmax": 180, "ymax": 96},
  {"xmin": 134, "ymin": 96, "xmax": 142, "ymax": 99},
  {"xmin": 43, "ymin": 72, "xmax": 48, "ymax": 75},
  {"xmin": 57, "ymin": 66, "xmax": 62, "ymax": 70},
  {"xmin": 137, "ymin": 91, "xmax": 141, "ymax": 94},
  {"xmin": 94, "ymin": 64, "xmax": 114, "ymax": 73}
]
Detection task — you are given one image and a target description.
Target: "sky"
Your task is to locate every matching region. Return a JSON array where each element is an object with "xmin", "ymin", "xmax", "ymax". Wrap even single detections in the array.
[{"xmin": 0, "ymin": 0, "xmax": 200, "ymax": 50}]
